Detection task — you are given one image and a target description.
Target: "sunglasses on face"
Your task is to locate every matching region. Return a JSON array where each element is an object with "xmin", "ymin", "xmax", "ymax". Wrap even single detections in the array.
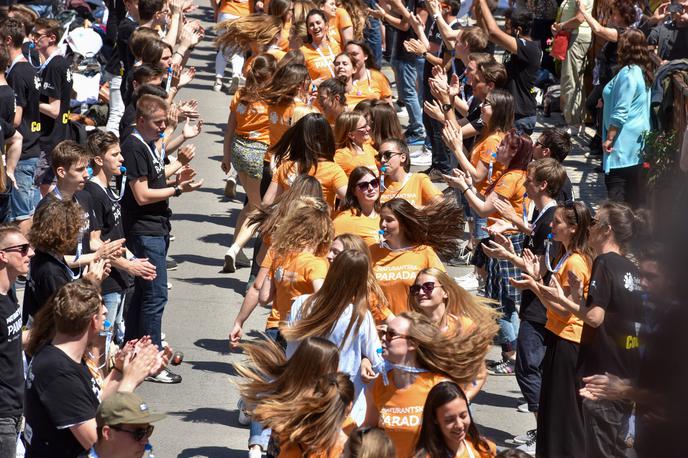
[
  {"xmin": 0, "ymin": 243, "xmax": 31, "ymax": 256},
  {"xmin": 382, "ymin": 328, "xmax": 408, "ymax": 341},
  {"xmin": 356, "ymin": 178, "xmax": 380, "ymax": 191},
  {"xmin": 111, "ymin": 425, "xmax": 154, "ymax": 441},
  {"xmin": 410, "ymin": 281, "xmax": 440, "ymax": 296}
]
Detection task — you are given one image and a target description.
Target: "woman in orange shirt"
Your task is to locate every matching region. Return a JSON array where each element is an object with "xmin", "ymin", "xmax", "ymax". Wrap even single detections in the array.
[
  {"xmin": 221, "ymin": 55, "xmax": 277, "ymax": 274},
  {"xmin": 371, "ymin": 197, "xmax": 463, "ymax": 314},
  {"xmin": 264, "ymin": 113, "xmax": 348, "ymax": 210},
  {"xmin": 334, "ymin": 112, "xmax": 379, "ymax": 177},
  {"xmin": 368, "ymin": 101, "xmax": 404, "ymax": 150},
  {"xmin": 212, "ymin": 0, "xmax": 252, "ymax": 91},
  {"xmin": 409, "ymin": 268, "xmax": 498, "ymax": 401},
  {"xmin": 414, "ymin": 382, "xmax": 497, "ymax": 458},
  {"xmin": 334, "ymin": 167, "xmax": 382, "ymax": 246},
  {"xmin": 317, "ymin": 0, "xmax": 353, "ymax": 48},
  {"xmin": 345, "ymin": 41, "xmax": 394, "ymax": 107},
  {"xmin": 378, "ymin": 139, "xmax": 442, "ymax": 208},
  {"xmin": 267, "ymin": 0, "xmax": 294, "ymax": 52},
  {"xmin": 445, "ymin": 130, "xmax": 532, "ymax": 372},
  {"xmin": 362, "ymin": 312, "xmax": 497, "ymax": 458},
  {"xmin": 300, "ymin": 9, "xmax": 341, "ymax": 83},
  {"xmin": 511, "ymin": 201, "xmax": 593, "ymax": 458}
]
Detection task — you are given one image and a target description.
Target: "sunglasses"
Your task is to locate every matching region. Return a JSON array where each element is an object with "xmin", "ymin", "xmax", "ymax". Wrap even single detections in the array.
[
  {"xmin": 355, "ymin": 178, "xmax": 379, "ymax": 191},
  {"xmin": 410, "ymin": 281, "xmax": 440, "ymax": 296},
  {"xmin": 0, "ymin": 243, "xmax": 31, "ymax": 256},
  {"xmin": 111, "ymin": 425, "xmax": 154, "ymax": 441},
  {"xmin": 379, "ymin": 150, "xmax": 401, "ymax": 161},
  {"xmin": 382, "ymin": 328, "xmax": 408, "ymax": 341}
]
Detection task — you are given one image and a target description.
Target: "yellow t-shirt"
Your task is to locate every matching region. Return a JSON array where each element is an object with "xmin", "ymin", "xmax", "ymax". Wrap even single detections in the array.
[
  {"xmin": 218, "ymin": 0, "xmax": 250, "ymax": 17},
  {"xmin": 371, "ymin": 371, "xmax": 448, "ymax": 458},
  {"xmin": 300, "ymin": 41, "xmax": 341, "ymax": 81},
  {"xmin": 380, "ymin": 173, "xmax": 442, "ymax": 208},
  {"xmin": 229, "ymin": 93, "xmax": 270, "ymax": 145},
  {"xmin": 370, "ymin": 244, "xmax": 445, "ymax": 314},
  {"xmin": 470, "ymin": 133, "xmax": 505, "ymax": 196},
  {"xmin": 489, "ymin": 169, "xmax": 528, "ymax": 227},
  {"xmin": 333, "ymin": 143, "xmax": 379, "ymax": 177},
  {"xmin": 333, "ymin": 208, "xmax": 381, "ymax": 246},
  {"xmin": 327, "ymin": 7, "xmax": 353, "ymax": 49},
  {"xmin": 272, "ymin": 160, "xmax": 348, "ymax": 209},
  {"xmin": 267, "ymin": 251, "xmax": 329, "ymax": 329},
  {"xmin": 346, "ymin": 69, "xmax": 393, "ymax": 108},
  {"xmin": 545, "ymin": 253, "xmax": 591, "ymax": 343}
]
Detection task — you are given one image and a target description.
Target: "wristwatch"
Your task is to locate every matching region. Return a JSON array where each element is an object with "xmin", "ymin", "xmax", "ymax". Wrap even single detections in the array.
[
  {"xmin": 422, "ymin": 51, "xmax": 428, "ymax": 58},
  {"xmin": 173, "ymin": 185, "xmax": 182, "ymax": 197},
  {"xmin": 442, "ymin": 103, "xmax": 452, "ymax": 113}
]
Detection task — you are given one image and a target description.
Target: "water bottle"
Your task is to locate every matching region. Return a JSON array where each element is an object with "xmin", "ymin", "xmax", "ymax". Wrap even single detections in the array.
[{"xmin": 144, "ymin": 444, "xmax": 155, "ymax": 458}]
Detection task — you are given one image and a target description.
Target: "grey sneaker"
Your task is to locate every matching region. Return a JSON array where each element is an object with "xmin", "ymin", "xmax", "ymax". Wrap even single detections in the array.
[
  {"xmin": 146, "ymin": 368, "xmax": 182, "ymax": 384},
  {"xmin": 488, "ymin": 359, "xmax": 515, "ymax": 376},
  {"xmin": 514, "ymin": 429, "xmax": 536, "ymax": 444},
  {"xmin": 516, "ymin": 435, "xmax": 537, "ymax": 454}
]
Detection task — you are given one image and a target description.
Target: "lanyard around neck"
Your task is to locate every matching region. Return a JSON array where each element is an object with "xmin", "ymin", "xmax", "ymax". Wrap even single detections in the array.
[
  {"xmin": 132, "ymin": 129, "xmax": 164, "ymax": 167},
  {"xmin": 314, "ymin": 43, "xmax": 335, "ymax": 78},
  {"xmin": 7, "ymin": 54, "xmax": 24, "ymax": 76}
]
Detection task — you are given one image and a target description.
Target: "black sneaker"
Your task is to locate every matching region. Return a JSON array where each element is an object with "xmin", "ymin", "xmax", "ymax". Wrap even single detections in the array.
[
  {"xmin": 223, "ymin": 253, "xmax": 236, "ymax": 273},
  {"xmin": 146, "ymin": 368, "xmax": 182, "ymax": 384},
  {"xmin": 236, "ymin": 250, "xmax": 252, "ymax": 268},
  {"xmin": 166, "ymin": 258, "xmax": 178, "ymax": 271}
]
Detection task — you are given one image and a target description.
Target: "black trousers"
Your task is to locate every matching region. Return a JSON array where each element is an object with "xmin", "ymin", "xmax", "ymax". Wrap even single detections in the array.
[
  {"xmin": 582, "ymin": 398, "xmax": 633, "ymax": 458},
  {"xmin": 536, "ymin": 331, "xmax": 584, "ymax": 458},
  {"xmin": 605, "ymin": 164, "xmax": 645, "ymax": 208}
]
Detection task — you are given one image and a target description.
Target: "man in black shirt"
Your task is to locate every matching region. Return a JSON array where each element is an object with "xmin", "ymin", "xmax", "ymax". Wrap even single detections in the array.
[
  {"xmin": 476, "ymin": 0, "xmax": 542, "ymax": 134},
  {"xmin": 32, "ymin": 18, "xmax": 73, "ymax": 189},
  {"xmin": 1, "ymin": 17, "xmax": 43, "ymax": 234},
  {"xmin": 121, "ymin": 94, "xmax": 202, "ymax": 383},
  {"xmin": 0, "ymin": 47, "xmax": 16, "ymax": 125},
  {"xmin": 533, "ymin": 127, "xmax": 575, "ymax": 203},
  {"xmin": 0, "ymin": 117, "xmax": 23, "ymax": 224},
  {"xmin": 0, "ymin": 226, "xmax": 34, "ymax": 458}
]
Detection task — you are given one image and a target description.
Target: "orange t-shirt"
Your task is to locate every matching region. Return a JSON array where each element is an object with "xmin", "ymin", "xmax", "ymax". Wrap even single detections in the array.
[
  {"xmin": 327, "ymin": 7, "xmax": 353, "ymax": 49},
  {"xmin": 266, "ymin": 251, "xmax": 329, "ymax": 329},
  {"xmin": 272, "ymin": 160, "xmax": 348, "ymax": 209},
  {"xmin": 300, "ymin": 41, "xmax": 341, "ymax": 81},
  {"xmin": 346, "ymin": 69, "xmax": 393, "ymax": 108},
  {"xmin": 334, "ymin": 143, "xmax": 379, "ymax": 177},
  {"xmin": 266, "ymin": 46, "xmax": 287, "ymax": 61},
  {"xmin": 333, "ymin": 208, "xmax": 381, "ymax": 246},
  {"xmin": 218, "ymin": 0, "xmax": 251, "ymax": 17},
  {"xmin": 421, "ymin": 439, "xmax": 496, "ymax": 458},
  {"xmin": 470, "ymin": 133, "xmax": 505, "ymax": 196},
  {"xmin": 230, "ymin": 93, "xmax": 270, "ymax": 145},
  {"xmin": 370, "ymin": 244, "xmax": 445, "ymax": 314},
  {"xmin": 278, "ymin": 431, "xmax": 347, "ymax": 458},
  {"xmin": 488, "ymin": 169, "xmax": 527, "ymax": 227},
  {"xmin": 380, "ymin": 173, "xmax": 442, "ymax": 208},
  {"xmin": 266, "ymin": 99, "xmax": 311, "ymax": 162},
  {"xmin": 278, "ymin": 21, "xmax": 291, "ymax": 51},
  {"xmin": 545, "ymin": 253, "xmax": 591, "ymax": 343},
  {"xmin": 371, "ymin": 371, "xmax": 448, "ymax": 458}
]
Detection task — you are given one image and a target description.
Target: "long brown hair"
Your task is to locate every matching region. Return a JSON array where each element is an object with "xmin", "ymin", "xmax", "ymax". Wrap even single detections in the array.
[
  {"xmin": 282, "ymin": 250, "xmax": 370, "ymax": 348},
  {"xmin": 238, "ymin": 53, "xmax": 278, "ymax": 105},
  {"xmin": 271, "ymin": 113, "xmax": 336, "ymax": 171},
  {"xmin": 340, "ymin": 166, "xmax": 382, "ymax": 216},
  {"xmin": 346, "ymin": 427, "xmax": 396, "ymax": 458},
  {"xmin": 260, "ymin": 63, "xmax": 310, "ymax": 106},
  {"xmin": 381, "ymin": 198, "xmax": 464, "ymax": 259},
  {"xmin": 483, "ymin": 89, "xmax": 514, "ymax": 137},
  {"xmin": 29, "ymin": 199, "xmax": 84, "ymax": 255},
  {"xmin": 617, "ymin": 28, "xmax": 655, "ymax": 87},
  {"xmin": 270, "ymin": 197, "xmax": 334, "ymax": 257},
  {"xmin": 215, "ymin": 14, "xmax": 281, "ymax": 53},
  {"xmin": 370, "ymin": 101, "xmax": 403, "ymax": 149},
  {"xmin": 555, "ymin": 201, "xmax": 595, "ymax": 267},
  {"xmin": 334, "ymin": 111, "xmax": 366, "ymax": 149}
]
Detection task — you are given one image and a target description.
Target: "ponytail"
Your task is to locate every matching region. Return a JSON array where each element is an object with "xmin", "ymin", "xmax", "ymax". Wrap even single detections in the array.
[{"xmin": 596, "ymin": 201, "xmax": 652, "ymax": 255}]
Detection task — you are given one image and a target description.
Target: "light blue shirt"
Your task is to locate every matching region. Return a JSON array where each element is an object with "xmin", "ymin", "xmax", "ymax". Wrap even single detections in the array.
[{"xmin": 602, "ymin": 65, "xmax": 651, "ymax": 174}]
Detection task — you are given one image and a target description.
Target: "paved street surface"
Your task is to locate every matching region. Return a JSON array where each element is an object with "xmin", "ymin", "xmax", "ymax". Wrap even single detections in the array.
[{"xmin": 129, "ymin": 7, "xmax": 606, "ymax": 457}]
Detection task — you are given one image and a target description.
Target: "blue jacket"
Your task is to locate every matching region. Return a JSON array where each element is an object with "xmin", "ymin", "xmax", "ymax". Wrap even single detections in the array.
[{"xmin": 602, "ymin": 65, "xmax": 651, "ymax": 174}]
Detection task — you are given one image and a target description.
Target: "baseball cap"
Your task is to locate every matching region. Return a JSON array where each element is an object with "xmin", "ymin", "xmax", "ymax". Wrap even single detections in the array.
[{"xmin": 96, "ymin": 392, "xmax": 166, "ymax": 427}]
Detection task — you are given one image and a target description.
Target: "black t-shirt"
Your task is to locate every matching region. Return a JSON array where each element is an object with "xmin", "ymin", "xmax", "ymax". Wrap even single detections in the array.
[
  {"xmin": 462, "ymin": 98, "xmax": 484, "ymax": 151},
  {"xmin": 114, "ymin": 18, "xmax": 138, "ymax": 101},
  {"xmin": 0, "ymin": 85, "xmax": 16, "ymax": 124},
  {"xmin": 7, "ymin": 61, "xmax": 42, "ymax": 159},
  {"xmin": 0, "ymin": 293, "xmax": 23, "ymax": 418},
  {"xmin": 648, "ymin": 21, "xmax": 688, "ymax": 62},
  {"xmin": 503, "ymin": 38, "xmax": 542, "ymax": 117},
  {"xmin": 519, "ymin": 204, "xmax": 557, "ymax": 324},
  {"xmin": 22, "ymin": 251, "xmax": 73, "ymax": 324},
  {"xmin": 578, "ymin": 252, "xmax": 643, "ymax": 379},
  {"xmin": 558, "ymin": 174, "xmax": 574, "ymax": 204},
  {"xmin": 23, "ymin": 344, "xmax": 100, "ymax": 458},
  {"xmin": 37, "ymin": 55, "xmax": 73, "ymax": 153},
  {"xmin": 0, "ymin": 118, "xmax": 17, "ymax": 145},
  {"xmin": 119, "ymin": 103, "xmax": 136, "ymax": 140},
  {"xmin": 392, "ymin": 0, "xmax": 426, "ymax": 61},
  {"xmin": 83, "ymin": 180, "xmax": 131, "ymax": 293},
  {"xmin": 121, "ymin": 134, "xmax": 171, "ymax": 236}
]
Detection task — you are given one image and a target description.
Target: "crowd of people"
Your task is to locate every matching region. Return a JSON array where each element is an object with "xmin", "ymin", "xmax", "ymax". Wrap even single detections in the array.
[{"xmin": 0, "ymin": 0, "xmax": 686, "ymax": 456}]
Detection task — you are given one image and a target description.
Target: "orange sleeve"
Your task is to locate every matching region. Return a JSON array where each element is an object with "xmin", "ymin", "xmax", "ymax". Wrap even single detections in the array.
[
  {"xmin": 271, "ymin": 163, "xmax": 284, "ymax": 184},
  {"xmin": 305, "ymin": 258, "xmax": 329, "ymax": 282},
  {"xmin": 478, "ymin": 137, "xmax": 499, "ymax": 165},
  {"xmin": 419, "ymin": 174, "xmax": 442, "ymax": 201},
  {"xmin": 373, "ymin": 70, "xmax": 392, "ymax": 98},
  {"xmin": 336, "ymin": 7, "xmax": 353, "ymax": 29},
  {"xmin": 559, "ymin": 254, "xmax": 591, "ymax": 294},
  {"xmin": 229, "ymin": 92, "xmax": 239, "ymax": 112},
  {"xmin": 261, "ymin": 248, "xmax": 274, "ymax": 271},
  {"xmin": 493, "ymin": 172, "xmax": 517, "ymax": 200},
  {"xmin": 333, "ymin": 163, "xmax": 349, "ymax": 189}
]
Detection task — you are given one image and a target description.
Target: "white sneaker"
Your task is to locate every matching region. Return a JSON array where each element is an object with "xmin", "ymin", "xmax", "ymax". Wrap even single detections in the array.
[
  {"xmin": 454, "ymin": 272, "xmax": 479, "ymax": 290},
  {"xmin": 514, "ymin": 429, "xmax": 536, "ymax": 444},
  {"xmin": 410, "ymin": 148, "xmax": 432, "ymax": 166},
  {"xmin": 248, "ymin": 447, "xmax": 262, "ymax": 458},
  {"xmin": 517, "ymin": 402, "xmax": 530, "ymax": 413},
  {"xmin": 516, "ymin": 436, "xmax": 537, "ymax": 454}
]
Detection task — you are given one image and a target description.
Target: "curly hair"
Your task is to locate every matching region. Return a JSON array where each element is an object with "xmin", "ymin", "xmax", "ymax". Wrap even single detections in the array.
[
  {"xmin": 269, "ymin": 196, "xmax": 334, "ymax": 257},
  {"xmin": 29, "ymin": 199, "xmax": 84, "ymax": 255},
  {"xmin": 616, "ymin": 28, "xmax": 655, "ymax": 87}
]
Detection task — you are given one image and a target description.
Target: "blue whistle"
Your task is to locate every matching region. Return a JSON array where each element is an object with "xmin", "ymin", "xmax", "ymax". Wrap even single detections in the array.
[
  {"xmin": 87, "ymin": 166, "xmax": 93, "ymax": 177},
  {"xmin": 381, "ymin": 166, "xmax": 387, "ymax": 173},
  {"xmin": 120, "ymin": 166, "xmax": 127, "ymax": 174},
  {"xmin": 28, "ymin": 42, "xmax": 35, "ymax": 49}
]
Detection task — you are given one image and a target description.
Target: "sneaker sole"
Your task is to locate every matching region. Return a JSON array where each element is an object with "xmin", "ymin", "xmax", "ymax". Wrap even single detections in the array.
[
  {"xmin": 223, "ymin": 254, "xmax": 236, "ymax": 273},
  {"xmin": 145, "ymin": 376, "xmax": 182, "ymax": 384},
  {"xmin": 166, "ymin": 265, "xmax": 178, "ymax": 271}
]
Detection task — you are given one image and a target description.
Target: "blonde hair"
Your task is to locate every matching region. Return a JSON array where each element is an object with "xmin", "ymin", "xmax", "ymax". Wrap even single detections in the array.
[
  {"xmin": 215, "ymin": 14, "xmax": 282, "ymax": 54},
  {"xmin": 334, "ymin": 111, "xmax": 365, "ymax": 149},
  {"xmin": 400, "ymin": 311, "xmax": 498, "ymax": 385},
  {"xmin": 409, "ymin": 268, "xmax": 499, "ymax": 332},
  {"xmin": 270, "ymin": 197, "xmax": 334, "ymax": 257},
  {"xmin": 346, "ymin": 427, "xmax": 396, "ymax": 458}
]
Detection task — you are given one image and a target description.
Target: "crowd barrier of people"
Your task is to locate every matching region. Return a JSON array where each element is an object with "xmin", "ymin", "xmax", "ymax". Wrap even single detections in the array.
[{"xmin": 0, "ymin": 0, "xmax": 687, "ymax": 456}]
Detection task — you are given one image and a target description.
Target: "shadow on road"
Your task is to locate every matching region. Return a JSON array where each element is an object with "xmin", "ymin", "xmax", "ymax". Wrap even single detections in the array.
[
  {"xmin": 171, "ymin": 253, "xmax": 223, "ymax": 268},
  {"xmin": 178, "ymin": 447, "xmax": 246, "ymax": 457},
  {"xmin": 186, "ymin": 360, "xmax": 238, "ymax": 377},
  {"xmin": 194, "ymin": 338, "xmax": 231, "ymax": 355},
  {"xmin": 472, "ymin": 390, "xmax": 520, "ymax": 409},
  {"xmin": 169, "ymin": 406, "xmax": 238, "ymax": 428},
  {"xmin": 478, "ymin": 424, "xmax": 517, "ymax": 448},
  {"xmin": 178, "ymin": 275, "xmax": 247, "ymax": 293}
]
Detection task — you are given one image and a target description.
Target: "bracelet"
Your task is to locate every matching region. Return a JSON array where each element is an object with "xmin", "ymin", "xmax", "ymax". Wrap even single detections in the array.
[
  {"xmin": 461, "ymin": 187, "xmax": 470, "ymax": 195},
  {"xmin": 174, "ymin": 51, "xmax": 184, "ymax": 58}
]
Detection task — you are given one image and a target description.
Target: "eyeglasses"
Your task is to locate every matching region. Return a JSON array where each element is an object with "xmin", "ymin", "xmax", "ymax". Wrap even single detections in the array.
[
  {"xmin": 382, "ymin": 328, "xmax": 408, "ymax": 341},
  {"xmin": 410, "ymin": 281, "xmax": 441, "ymax": 296},
  {"xmin": 111, "ymin": 425, "xmax": 154, "ymax": 441},
  {"xmin": 355, "ymin": 178, "xmax": 379, "ymax": 191},
  {"xmin": 379, "ymin": 150, "xmax": 401, "ymax": 161},
  {"xmin": 31, "ymin": 31, "xmax": 50, "ymax": 40},
  {"xmin": 0, "ymin": 243, "xmax": 31, "ymax": 256}
]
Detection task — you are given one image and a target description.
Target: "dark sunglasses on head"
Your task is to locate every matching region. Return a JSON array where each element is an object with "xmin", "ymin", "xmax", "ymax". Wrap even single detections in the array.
[
  {"xmin": 410, "ymin": 281, "xmax": 439, "ymax": 296},
  {"xmin": 0, "ymin": 243, "xmax": 30, "ymax": 256},
  {"xmin": 355, "ymin": 178, "xmax": 380, "ymax": 191},
  {"xmin": 111, "ymin": 425, "xmax": 154, "ymax": 441}
]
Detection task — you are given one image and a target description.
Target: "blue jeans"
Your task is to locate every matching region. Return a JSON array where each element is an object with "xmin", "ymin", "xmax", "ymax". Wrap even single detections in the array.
[
  {"xmin": 363, "ymin": 6, "xmax": 382, "ymax": 68},
  {"xmin": 102, "ymin": 290, "xmax": 126, "ymax": 345},
  {"xmin": 424, "ymin": 114, "xmax": 451, "ymax": 173},
  {"xmin": 515, "ymin": 320, "xmax": 547, "ymax": 412},
  {"xmin": 514, "ymin": 115, "xmax": 537, "ymax": 135},
  {"xmin": 498, "ymin": 307, "xmax": 520, "ymax": 353},
  {"xmin": 125, "ymin": 235, "xmax": 169, "ymax": 349},
  {"xmin": 26, "ymin": 4, "xmax": 53, "ymax": 17},
  {"xmin": 391, "ymin": 57, "xmax": 425, "ymax": 137},
  {"xmin": 9, "ymin": 157, "xmax": 40, "ymax": 222}
]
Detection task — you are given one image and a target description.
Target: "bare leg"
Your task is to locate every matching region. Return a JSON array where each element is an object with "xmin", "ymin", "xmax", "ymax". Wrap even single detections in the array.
[{"xmin": 223, "ymin": 172, "xmax": 261, "ymax": 272}]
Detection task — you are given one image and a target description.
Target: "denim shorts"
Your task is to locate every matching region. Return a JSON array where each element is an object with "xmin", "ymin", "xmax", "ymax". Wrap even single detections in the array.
[{"xmin": 10, "ymin": 157, "xmax": 41, "ymax": 221}]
